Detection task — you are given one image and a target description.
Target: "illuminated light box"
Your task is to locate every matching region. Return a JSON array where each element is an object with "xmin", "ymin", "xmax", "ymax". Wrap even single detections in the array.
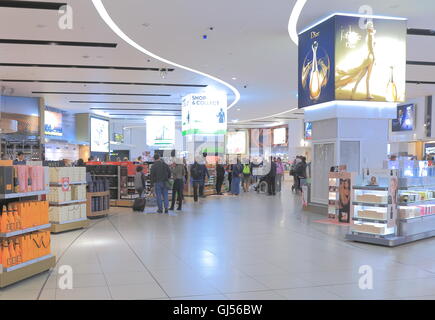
[
  {"xmin": 90, "ymin": 117, "xmax": 109, "ymax": 153},
  {"xmin": 227, "ymin": 131, "xmax": 247, "ymax": 154},
  {"xmin": 182, "ymin": 92, "xmax": 227, "ymax": 135},
  {"xmin": 44, "ymin": 110, "xmax": 63, "ymax": 136},
  {"xmin": 273, "ymin": 127, "xmax": 287, "ymax": 145},
  {"xmin": 304, "ymin": 122, "xmax": 312, "ymax": 140},
  {"xmin": 392, "ymin": 103, "xmax": 414, "ymax": 132},
  {"xmin": 146, "ymin": 116, "xmax": 175, "ymax": 146},
  {"xmin": 298, "ymin": 13, "xmax": 407, "ymax": 108}
]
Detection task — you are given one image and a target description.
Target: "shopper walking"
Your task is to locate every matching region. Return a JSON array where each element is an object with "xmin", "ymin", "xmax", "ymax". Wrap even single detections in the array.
[
  {"xmin": 169, "ymin": 160, "xmax": 185, "ymax": 211},
  {"xmin": 231, "ymin": 160, "xmax": 243, "ymax": 195},
  {"xmin": 267, "ymin": 157, "xmax": 277, "ymax": 196},
  {"xmin": 275, "ymin": 157, "xmax": 285, "ymax": 192},
  {"xmin": 199, "ymin": 162, "xmax": 210, "ymax": 198},
  {"xmin": 294, "ymin": 156, "xmax": 307, "ymax": 193},
  {"xmin": 134, "ymin": 166, "xmax": 147, "ymax": 198},
  {"xmin": 227, "ymin": 163, "xmax": 232, "ymax": 193},
  {"xmin": 190, "ymin": 160, "xmax": 203, "ymax": 202},
  {"xmin": 150, "ymin": 154, "xmax": 171, "ymax": 213},
  {"xmin": 215, "ymin": 161, "xmax": 225, "ymax": 195},
  {"xmin": 242, "ymin": 162, "xmax": 252, "ymax": 192}
]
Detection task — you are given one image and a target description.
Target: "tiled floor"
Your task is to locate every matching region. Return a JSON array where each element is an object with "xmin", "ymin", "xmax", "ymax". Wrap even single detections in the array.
[{"xmin": 2, "ymin": 182, "xmax": 435, "ymax": 300}]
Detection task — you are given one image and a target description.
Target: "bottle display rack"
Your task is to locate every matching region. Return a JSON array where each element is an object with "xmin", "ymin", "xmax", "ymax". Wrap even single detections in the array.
[{"xmin": 0, "ymin": 182, "xmax": 55, "ymax": 288}]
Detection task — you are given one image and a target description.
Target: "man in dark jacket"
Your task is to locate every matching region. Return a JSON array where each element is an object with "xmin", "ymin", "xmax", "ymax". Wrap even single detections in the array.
[
  {"xmin": 190, "ymin": 160, "xmax": 203, "ymax": 202},
  {"xmin": 215, "ymin": 161, "xmax": 225, "ymax": 195},
  {"xmin": 267, "ymin": 157, "xmax": 277, "ymax": 196},
  {"xmin": 199, "ymin": 163, "xmax": 210, "ymax": 198},
  {"xmin": 150, "ymin": 154, "xmax": 171, "ymax": 213}
]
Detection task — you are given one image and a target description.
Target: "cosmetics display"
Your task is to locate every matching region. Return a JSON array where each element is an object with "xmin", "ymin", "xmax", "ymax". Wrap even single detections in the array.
[
  {"xmin": 48, "ymin": 167, "xmax": 88, "ymax": 233},
  {"xmin": 327, "ymin": 168, "xmax": 354, "ymax": 223},
  {"xmin": 346, "ymin": 161, "xmax": 435, "ymax": 246}
]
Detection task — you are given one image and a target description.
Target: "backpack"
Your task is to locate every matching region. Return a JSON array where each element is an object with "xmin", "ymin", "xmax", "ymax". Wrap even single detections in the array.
[
  {"xmin": 191, "ymin": 164, "xmax": 202, "ymax": 180},
  {"xmin": 243, "ymin": 164, "xmax": 250, "ymax": 175}
]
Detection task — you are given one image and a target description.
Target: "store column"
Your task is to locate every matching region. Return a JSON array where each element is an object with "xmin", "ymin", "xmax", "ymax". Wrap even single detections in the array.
[{"xmin": 297, "ymin": 13, "xmax": 407, "ymax": 207}]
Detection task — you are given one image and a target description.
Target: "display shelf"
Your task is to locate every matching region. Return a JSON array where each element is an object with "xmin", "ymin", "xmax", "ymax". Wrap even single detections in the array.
[
  {"xmin": 49, "ymin": 181, "xmax": 87, "ymax": 186},
  {"xmin": 353, "ymin": 217, "xmax": 387, "ymax": 224},
  {"xmin": 87, "ymin": 209, "xmax": 109, "ymax": 218},
  {"xmin": 352, "ymin": 201, "xmax": 388, "ymax": 207},
  {"xmin": 92, "ymin": 174, "xmax": 117, "ymax": 177},
  {"xmin": 398, "ymin": 199, "xmax": 435, "ymax": 206},
  {"xmin": 399, "ymin": 213, "xmax": 435, "ymax": 222},
  {"xmin": 0, "ymin": 189, "xmax": 49, "ymax": 199},
  {"xmin": 87, "ymin": 191, "xmax": 110, "ymax": 197},
  {"xmin": 0, "ymin": 254, "xmax": 56, "ymax": 287},
  {"xmin": 0, "ymin": 224, "xmax": 51, "ymax": 238},
  {"xmin": 50, "ymin": 218, "xmax": 89, "ymax": 234},
  {"xmin": 353, "ymin": 186, "xmax": 389, "ymax": 191},
  {"xmin": 49, "ymin": 199, "xmax": 86, "ymax": 206}
]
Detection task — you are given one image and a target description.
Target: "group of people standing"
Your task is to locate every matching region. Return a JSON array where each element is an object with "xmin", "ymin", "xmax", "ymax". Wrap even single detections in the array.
[{"xmin": 134, "ymin": 154, "xmax": 308, "ymax": 214}]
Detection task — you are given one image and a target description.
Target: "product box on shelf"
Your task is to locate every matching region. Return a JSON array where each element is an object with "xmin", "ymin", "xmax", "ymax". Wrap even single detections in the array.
[
  {"xmin": 357, "ymin": 209, "xmax": 386, "ymax": 220},
  {"xmin": 71, "ymin": 185, "xmax": 86, "ymax": 201},
  {"xmin": 48, "ymin": 187, "xmax": 71, "ymax": 203},
  {"xmin": 352, "ymin": 223, "xmax": 386, "ymax": 235},
  {"xmin": 0, "ymin": 166, "xmax": 13, "ymax": 194},
  {"xmin": 0, "ymin": 231, "xmax": 51, "ymax": 268},
  {"xmin": 0, "ymin": 201, "xmax": 49, "ymax": 233}
]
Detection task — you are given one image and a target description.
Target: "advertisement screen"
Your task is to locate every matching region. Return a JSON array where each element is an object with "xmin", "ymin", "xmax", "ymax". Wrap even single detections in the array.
[
  {"xmin": 90, "ymin": 117, "xmax": 109, "ymax": 153},
  {"xmin": 273, "ymin": 127, "xmax": 287, "ymax": 145},
  {"xmin": 44, "ymin": 110, "xmax": 63, "ymax": 136},
  {"xmin": 182, "ymin": 92, "xmax": 227, "ymax": 135},
  {"xmin": 335, "ymin": 15, "xmax": 406, "ymax": 103},
  {"xmin": 298, "ymin": 14, "xmax": 406, "ymax": 108},
  {"xmin": 146, "ymin": 116, "xmax": 175, "ymax": 146},
  {"xmin": 392, "ymin": 104, "xmax": 414, "ymax": 132},
  {"xmin": 227, "ymin": 131, "xmax": 247, "ymax": 154},
  {"xmin": 304, "ymin": 122, "xmax": 312, "ymax": 140},
  {"xmin": 298, "ymin": 16, "xmax": 336, "ymax": 108}
]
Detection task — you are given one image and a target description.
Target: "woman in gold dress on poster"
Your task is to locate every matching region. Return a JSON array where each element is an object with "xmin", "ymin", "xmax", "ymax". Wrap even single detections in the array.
[{"xmin": 335, "ymin": 21, "xmax": 376, "ymax": 100}]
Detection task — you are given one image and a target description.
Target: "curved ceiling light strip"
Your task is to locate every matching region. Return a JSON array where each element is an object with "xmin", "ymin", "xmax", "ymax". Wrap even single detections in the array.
[
  {"xmin": 288, "ymin": 0, "xmax": 307, "ymax": 46},
  {"xmin": 237, "ymin": 107, "xmax": 299, "ymax": 124},
  {"xmin": 91, "ymin": 0, "xmax": 240, "ymax": 109},
  {"xmin": 235, "ymin": 0, "xmax": 306, "ymax": 124}
]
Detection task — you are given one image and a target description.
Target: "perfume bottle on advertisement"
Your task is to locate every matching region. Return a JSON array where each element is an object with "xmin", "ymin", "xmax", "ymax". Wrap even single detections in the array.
[
  {"xmin": 309, "ymin": 41, "xmax": 322, "ymax": 100},
  {"xmin": 386, "ymin": 66, "xmax": 398, "ymax": 102}
]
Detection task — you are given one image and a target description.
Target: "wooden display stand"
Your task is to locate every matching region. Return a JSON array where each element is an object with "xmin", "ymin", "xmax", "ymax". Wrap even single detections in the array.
[
  {"xmin": 87, "ymin": 190, "xmax": 110, "ymax": 218},
  {"xmin": 0, "ymin": 255, "xmax": 56, "ymax": 288},
  {"xmin": 50, "ymin": 219, "xmax": 89, "ymax": 234}
]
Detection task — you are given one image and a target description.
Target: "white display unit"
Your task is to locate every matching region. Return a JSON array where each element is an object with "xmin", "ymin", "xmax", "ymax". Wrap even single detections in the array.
[{"xmin": 346, "ymin": 162, "xmax": 435, "ymax": 246}]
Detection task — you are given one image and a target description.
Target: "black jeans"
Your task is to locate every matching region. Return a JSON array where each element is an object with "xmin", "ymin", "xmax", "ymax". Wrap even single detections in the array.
[
  {"xmin": 199, "ymin": 179, "xmax": 205, "ymax": 197},
  {"xmin": 192, "ymin": 181, "xmax": 201, "ymax": 202},
  {"xmin": 136, "ymin": 188, "xmax": 144, "ymax": 198},
  {"xmin": 268, "ymin": 176, "xmax": 276, "ymax": 195},
  {"xmin": 216, "ymin": 176, "xmax": 224, "ymax": 194},
  {"xmin": 171, "ymin": 179, "xmax": 183, "ymax": 209}
]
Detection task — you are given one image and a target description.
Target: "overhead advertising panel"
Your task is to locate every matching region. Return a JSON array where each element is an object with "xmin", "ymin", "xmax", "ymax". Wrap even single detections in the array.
[
  {"xmin": 90, "ymin": 117, "xmax": 109, "ymax": 153},
  {"xmin": 226, "ymin": 131, "xmax": 247, "ymax": 154},
  {"xmin": 298, "ymin": 14, "xmax": 406, "ymax": 108},
  {"xmin": 44, "ymin": 110, "xmax": 63, "ymax": 136},
  {"xmin": 182, "ymin": 92, "xmax": 227, "ymax": 135},
  {"xmin": 273, "ymin": 127, "xmax": 287, "ymax": 145},
  {"xmin": 392, "ymin": 103, "xmax": 415, "ymax": 132},
  {"xmin": 304, "ymin": 122, "xmax": 312, "ymax": 140},
  {"xmin": 146, "ymin": 116, "xmax": 175, "ymax": 146}
]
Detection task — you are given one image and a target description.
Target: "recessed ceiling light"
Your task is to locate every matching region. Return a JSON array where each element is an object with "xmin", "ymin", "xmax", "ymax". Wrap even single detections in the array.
[
  {"xmin": 232, "ymin": 77, "xmax": 237, "ymax": 80},
  {"xmin": 36, "ymin": 24, "xmax": 46, "ymax": 28},
  {"xmin": 237, "ymin": 108, "xmax": 240, "ymax": 111}
]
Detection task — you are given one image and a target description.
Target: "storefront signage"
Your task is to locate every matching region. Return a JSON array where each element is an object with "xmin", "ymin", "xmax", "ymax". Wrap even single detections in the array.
[
  {"xmin": 298, "ymin": 14, "xmax": 407, "ymax": 108},
  {"xmin": 182, "ymin": 92, "xmax": 227, "ymax": 136}
]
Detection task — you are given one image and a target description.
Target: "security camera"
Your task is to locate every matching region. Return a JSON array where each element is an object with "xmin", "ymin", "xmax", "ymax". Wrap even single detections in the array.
[
  {"xmin": 209, "ymin": 27, "xmax": 214, "ymax": 31},
  {"xmin": 244, "ymin": 85, "xmax": 247, "ymax": 89}
]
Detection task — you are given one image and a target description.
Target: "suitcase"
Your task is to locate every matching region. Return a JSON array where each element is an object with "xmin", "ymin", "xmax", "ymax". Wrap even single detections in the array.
[{"xmin": 133, "ymin": 197, "xmax": 146, "ymax": 212}]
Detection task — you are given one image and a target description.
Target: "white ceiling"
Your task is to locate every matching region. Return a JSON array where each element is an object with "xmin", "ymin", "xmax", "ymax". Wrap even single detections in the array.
[{"xmin": 0, "ymin": 0, "xmax": 434, "ymax": 124}]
